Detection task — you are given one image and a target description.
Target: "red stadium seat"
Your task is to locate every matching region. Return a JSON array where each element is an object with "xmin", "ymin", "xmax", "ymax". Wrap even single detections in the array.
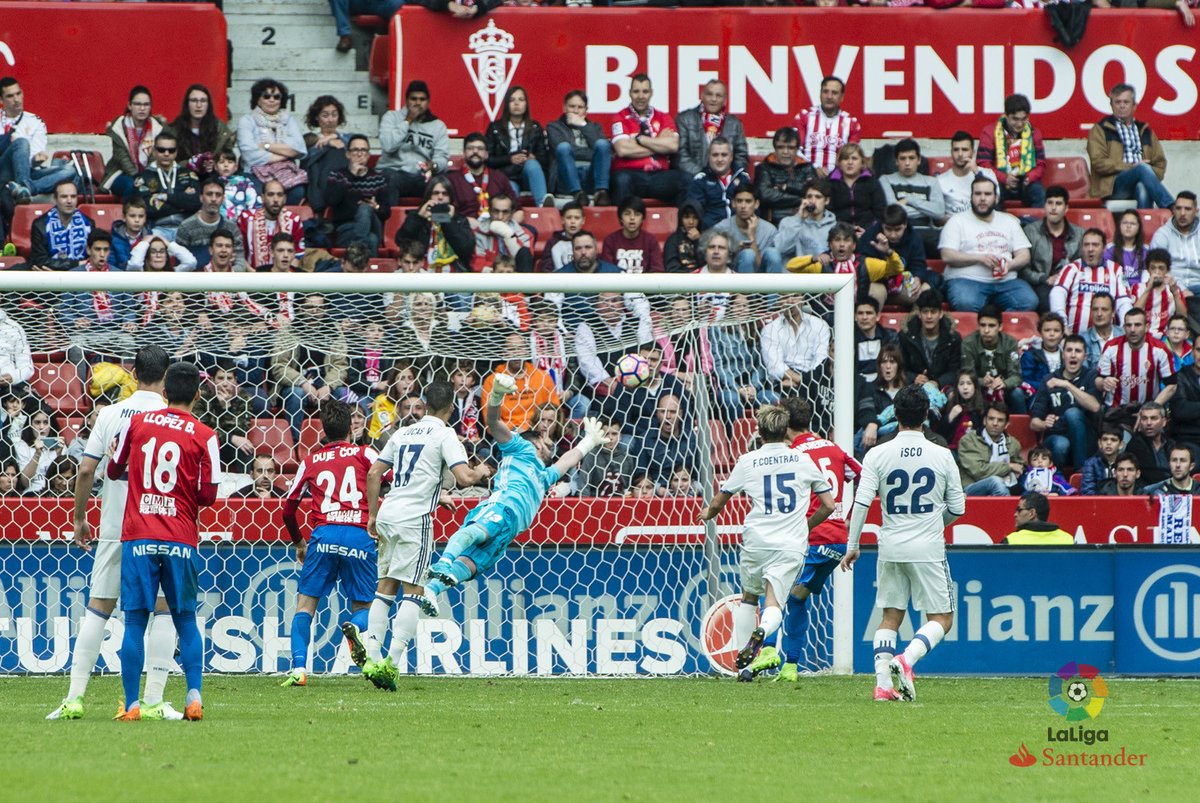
[
  {"xmin": 1139, "ymin": 209, "xmax": 1172, "ymax": 241},
  {"xmin": 80, "ymin": 204, "xmax": 123, "ymax": 231},
  {"xmin": 746, "ymin": 153, "xmax": 766, "ymax": 175},
  {"xmin": 585, "ymin": 207, "xmax": 619, "ymax": 239},
  {"xmin": 1002, "ymin": 312, "xmax": 1040, "ymax": 342},
  {"xmin": 248, "ymin": 417, "xmax": 297, "ymax": 471},
  {"xmin": 729, "ymin": 416, "xmax": 757, "ymax": 458},
  {"xmin": 369, "ymin": 35, "xmax": 391, "ymax": 89},
  {"xmin": 1007, "ymin": 414, "xmax": 1039, "ymax": 459},
  {"xmin": 366, "ymin": 258, "xmax": 397, "ymax": 273},
  {"xmin": 59, "ymin": 415, "xmax": 86, "ymax": 445},
  {"xmin": 297, "ymin": 418, "xmax": 325, "ymax": 461},
  {"xmin": 709, "ymin": 420, "xmax": 734, "ymax": 471},
  {"xmin": 0, "ymin": 257, "xmax": 22, "ymax": 270},
  {"xmin": 642, "ymin": 208, "xmax": 678, "ymax": 242},
  {"xmin": 352, "ymin": 14, "xmax": 388, "ymax": 30},
  {"xmin": 31, "ymin": 362, "xmax": 86, "ymax": 415},
  {"xmin": 1069, "ymin": 473, "xmax": 1082, "ymax": 491},
  {"xmin": 949, "ymin": 311, "xmax": 977, "ymax": 338},
  {"xmin": 927, "ymin": 156, "xmax": 952, "ymax": 175},
  {"xmin": 880, "ymin": 311, "xmax": 907, "ymax": 330},
  {"xmin": 285, "ymin": 205, "xmax": 315, "ymax": 224},
  {"xmin": 52, "ymin": 150, "xmax": 116, "ymax": 203},
  {"xmin": 1043, "ymin": 158, "xmax": 1099, "ymax": 206},
  {"xmin": 381, "ymin": 206, "xmax": 416, "ymax": 256},
  {"xmin": 926, "ymin": 258, "xmax": 945, "ymax": 274},
  {"xmin": 9, "ymin": 204, "xmax": 52, "ymax": 256},
  {"xmin": 1065, "ymin": 209, "xmax": 1116, "ymax": 243},
  {"xmin": 523, "ymin": 208, "xmax": 562, "ymax": 257}
]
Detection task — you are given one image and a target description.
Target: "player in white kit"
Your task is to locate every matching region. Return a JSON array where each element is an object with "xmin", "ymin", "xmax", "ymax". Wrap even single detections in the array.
[
  {"xmin": 47, "ymin": 346, "xmax": 183, "ymax": 721},
  {"xmin": 699, "ymin": 404, "xmax": 835, "ymax": 681},
  {"xmin": 346, "ymin": 380, "xmax": 489, "ymax": 690},
  {"xmin": 841, "ymin": 385, "xmax": 965, "ymax": 702}
]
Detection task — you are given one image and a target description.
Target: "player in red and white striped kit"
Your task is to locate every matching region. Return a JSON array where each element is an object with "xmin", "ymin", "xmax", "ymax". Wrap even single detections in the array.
[
  {"xmin": 1049, "ymin": 228, "xmax": 1133, "ymax": 335},
  {"xmin": 777, "ymin": 396, "xmax": 862, "ymax": 682},
  {"xmin": 794, "ymin": 76, "xmax": 861, "ymax": 176},
  {"xmin": 280, "ymin": 399, "xmax": 379, "ymax": 687},
  {"xmin": 1097, "ymin": 307, "xmax": 1176, "ymax": 406},
  {"xmin": 108, "ymin": 362, "xmax": 219, "ymax": 721}
]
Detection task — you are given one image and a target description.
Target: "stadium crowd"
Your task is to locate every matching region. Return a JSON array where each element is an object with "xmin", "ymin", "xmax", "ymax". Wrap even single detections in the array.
[{"xmin": 2, "ymin": 63, "xmax": 1200, "ymax": 503}]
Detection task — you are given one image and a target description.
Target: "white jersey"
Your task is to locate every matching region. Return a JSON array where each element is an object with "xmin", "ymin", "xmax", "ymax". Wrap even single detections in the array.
[
  {"xmin": 721, "ymin": 442, "xmax": 831, "ymax": 552},
  {"xmin": 852, "ymin": 430, "xmax": 964, "ymax": 562},
  {"xmin": 375, "ymin": 415, "xmax": 469, "ymax": 529},
  {"xmin": 81, "ymin": 389, "xmax": 166, "ymax": 541}
]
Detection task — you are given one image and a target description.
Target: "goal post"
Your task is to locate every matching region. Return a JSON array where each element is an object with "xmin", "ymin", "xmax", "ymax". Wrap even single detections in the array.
[{"xmin": 0, "ymin": 270, "xmax": 856, "ymax": 676}]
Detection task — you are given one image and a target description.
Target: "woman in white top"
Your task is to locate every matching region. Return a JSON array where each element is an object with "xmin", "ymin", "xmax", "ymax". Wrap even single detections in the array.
[
  {"xmin": 237, "ymin": 77, "xmax": 308, "ymax": 204},
  {"xmin": 15, "ymin": 412, "xmax": 63, "ymax": 494}
]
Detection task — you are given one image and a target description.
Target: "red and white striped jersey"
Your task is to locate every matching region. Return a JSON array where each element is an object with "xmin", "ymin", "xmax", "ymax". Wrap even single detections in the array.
[
  {"xmin": 794, "ymin": 107, "xmax": 861, "ymax": 173},
  {"xmin": 1097, "ymin": 335, "xmax": 1175, "ymax": 406},
  {"xmin": 1052, "ymin": 259, "xmax": 1132, "ymax": 335},
  {"xmin": 1138, "ymin": 272, "xmax": 1176, "ymax": 339},
  {"xmin": 790, "ymin": 432, "xmax": 862, "ymax": 545}
]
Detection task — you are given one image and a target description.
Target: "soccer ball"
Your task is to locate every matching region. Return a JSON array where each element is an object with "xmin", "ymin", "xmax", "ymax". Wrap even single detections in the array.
[
  {"xmin": 614, "ymin": 353, "xmax": 650, "ymax": 388},
  {"xmin": 1066, "ymin": 681, "xmax": 1089, "ymax": 702}
]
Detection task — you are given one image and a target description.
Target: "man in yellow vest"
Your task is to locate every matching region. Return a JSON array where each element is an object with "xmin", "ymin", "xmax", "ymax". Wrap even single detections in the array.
[{"xmin": 1003, "ymin": 491, "xmax": 1074, "ymax": 545}]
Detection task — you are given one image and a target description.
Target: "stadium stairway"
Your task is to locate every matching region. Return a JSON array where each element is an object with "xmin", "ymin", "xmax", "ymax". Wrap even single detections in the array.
[{"xmin": 225, "ymin": 0, "xmax": 386, "ymax": 139}]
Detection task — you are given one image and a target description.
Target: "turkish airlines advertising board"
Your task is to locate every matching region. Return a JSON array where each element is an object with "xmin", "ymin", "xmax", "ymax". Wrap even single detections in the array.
[{"xmin": 392, "ymin": 8, "xmax": 1199, "ymax": 140}]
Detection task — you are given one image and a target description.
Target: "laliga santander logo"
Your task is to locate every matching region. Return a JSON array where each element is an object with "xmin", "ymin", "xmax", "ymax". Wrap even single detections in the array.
[
  {"xmin": 700, "ymin": 594, "xmax": 756, "ymax": 676},
  {"xmin": 1048, "ymin": 661, "xmax": 1108, "ymax": 721},
  {"xmin": 463, "ymin": 20, "xmax": 521, "ymax": 122},
  {"xmin": 1008, "ymin": 743, "xmax": 1037, "ymax": 768}
]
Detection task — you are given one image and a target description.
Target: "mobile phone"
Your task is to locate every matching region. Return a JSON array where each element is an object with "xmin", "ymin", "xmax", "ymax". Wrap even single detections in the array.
[
  {"xmin": 431, "ymin": 202, "xmax": 451, "ymax": 224},
  {"xmin": 42, "ymin": 437, "xmax": 57, "ymax": 448}
]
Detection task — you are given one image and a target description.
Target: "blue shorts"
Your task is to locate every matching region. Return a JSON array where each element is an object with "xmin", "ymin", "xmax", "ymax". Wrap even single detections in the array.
[
  {"xmin": 120, "ymin": 540, "xmax": 199, "ymax": 614},
  {"xmin": 796, "ymin": 543, "xmax": 847, "ymax": 595},
  {"xmin": 459, "ymin": 503, "xmax": 520, "ymax": 575},
  {"xmin": 298, "ymin": 524, "xmax": 377, "ymax": 604}
]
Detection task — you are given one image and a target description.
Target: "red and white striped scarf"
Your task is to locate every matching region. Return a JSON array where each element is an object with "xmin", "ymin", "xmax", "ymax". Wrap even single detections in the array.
[{"xmin": 82, "ymin": 262, "xmax": 113, "ymax": 322}]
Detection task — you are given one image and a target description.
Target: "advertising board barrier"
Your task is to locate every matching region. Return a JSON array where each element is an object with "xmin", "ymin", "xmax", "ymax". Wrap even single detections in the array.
[
  {"xmin": 392, "ymin": 7, "xmax": 1199, "ymax": 140},
  {"xmin": 0, "ymin": 3, "xmax": 228, "ymax": 134}
]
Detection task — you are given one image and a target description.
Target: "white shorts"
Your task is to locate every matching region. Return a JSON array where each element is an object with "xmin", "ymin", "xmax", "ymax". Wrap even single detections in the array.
[
  {"xmin": 740, "ymin": 547, "xmax": 806, "ymax": 605},
  {"xmin": 89, "ymin": 538, "xmax": 123, "ymax": 599},
  {"xmin": 875, "ymin": 559, "xmax": 955, "ymax": 614},
  {"xmin": 375, "ymin": 519, "xmax": 433, "ymax": 586}
]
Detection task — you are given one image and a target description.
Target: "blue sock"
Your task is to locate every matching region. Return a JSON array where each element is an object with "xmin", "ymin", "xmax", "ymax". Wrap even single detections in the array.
[
  {"xmin": 291, "ymin": 611, "xmax": 313, "ymax": 670},
  {"xmin": 425, "ymin": 578, "xmax": 447, "ymax": 596},
  {"xmin": 120, "ymin": 609, "xmax": 149, "ymax": 709},
  {"xmin": 350, "ymin": 607, "xmax": 369, "ymax": 632},
  {"xmin": 172, "ymin": 611, "xmax": 203, "ymax": 696},
  {"xmin": 448, "ymin": 559, "xmax": 474, "ymax": 584},
  {"xmin": 782, "ymin": 596, "xmax": 809, "ymax": 664}
]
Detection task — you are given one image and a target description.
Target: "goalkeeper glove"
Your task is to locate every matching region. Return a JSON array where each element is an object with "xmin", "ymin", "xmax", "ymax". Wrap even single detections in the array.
[
  {"xmin": 488, "ymin": 373, "xmax": 517, "ymax": 406},
  {"xmin": 576, "ymin": 417, "xmax": 606, "ymax": 455}
]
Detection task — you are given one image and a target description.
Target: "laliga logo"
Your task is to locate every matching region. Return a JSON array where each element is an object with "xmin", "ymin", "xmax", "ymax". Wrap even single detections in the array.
[
  {"xmin": 1133, "ymin": 564, "xmax": 1200, "ymax": 662},
  {"xmin": 463, "ymin": 19, "xmax": 521, "ymax": 122},
  {"xmin": 700, "ymin": 594, "xmax": 757, "ymax": 676},
  {"xmin": 1048, "ymin": 661, "xmax": 1107, "ymax": 721}
]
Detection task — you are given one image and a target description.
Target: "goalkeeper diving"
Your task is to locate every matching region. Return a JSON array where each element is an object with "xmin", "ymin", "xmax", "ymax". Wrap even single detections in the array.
[{"xmin": 417, "ymin": 374, "xmax": 608, "ymax": 616}]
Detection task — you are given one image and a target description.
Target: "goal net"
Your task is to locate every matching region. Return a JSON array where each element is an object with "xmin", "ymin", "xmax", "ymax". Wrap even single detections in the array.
[{"xmin": 0, "ymin": 271, "xmax": 855, "ymax": 676}]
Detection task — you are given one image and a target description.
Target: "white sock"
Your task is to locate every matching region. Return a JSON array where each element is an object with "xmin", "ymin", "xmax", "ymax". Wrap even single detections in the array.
[
  {"xmin": 759, "ymin": 606, "xmax": 783, "ymax": 639},
  {"xmin": 732, "ymin": 600, "xmax": 758, "ymax": 647},
  {"xmin": 387, "ymin": 597, "xmax": 421, "ymax": 662},
  {"xmin": 67, "ymin": 606, "xmax": 110, "ymax": 700},
  {"xmin": 366, "ymin": 595, "xmax": 394, "ymax": 662},
  {"xmin": 142, "ymin": 613, "xmax": 177, "ymax": 706},
  {"xmin": 874, "ymin": 629, "xmax": 898, "ymax": 690},
  {"xmin": 903, "ymin": 621, "xmax": 946, "ymax": 667}
]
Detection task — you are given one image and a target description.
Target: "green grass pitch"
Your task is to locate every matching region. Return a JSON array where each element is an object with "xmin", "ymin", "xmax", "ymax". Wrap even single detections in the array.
[{"xmin": 4, "ymin": 674, "xmax": 1196, "ymax": 802}]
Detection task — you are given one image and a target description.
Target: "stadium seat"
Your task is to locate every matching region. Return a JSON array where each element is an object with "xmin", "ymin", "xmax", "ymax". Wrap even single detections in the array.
[
  {"xmin": 285, "ymin": 205, "xmax": 315, "ymax": 224},
  {"xmin": 1065, "ymin": 208, "xmax": 1116, "ymax": 242},
  {"xmin": 52, "ymin": 150, "xmax": 116, "ymax": 203},
  {"xmin": 366, "ymin": 258, "xmax": 397, "ymax": 273},
  {"xmin": 1002, "ymin": 312, "xmax": 1040, "ymax": 342},
  {"xmin": 880, "ymin": 311, "xmax": 907, "ymax": 331},
  {"xmin": 1139, "ymin": 209, "xmax": 1172, "ymax": 241},
  {"xmin": 927, "ymin": 258, "xmax": 945, "ymax": 274},
  {"xmin": 746, "ymin": 153, "xmax": 766, "ymax": 175},
  {"xmin": 729, "ymin": 416, "xmax": 757, "ymax": 459},
  {"xmin": 0, "ymin": 257, "xmax": 21, "ymax": 270},
  {"xmin": 369, "ymin": 35, "xmax": 391, "ymax": 89},
  {"xmin": 381, "ymin": 206, "xmax": 416, "ymax": 256},
  {"xmin": 642, "ymin": 208, "xmax": 678, "ymax": 241},
  {"xmin": 1007, "ymin": 414, "xmax": 1039, "ymax": 459},
  {"xmin": 949, "ymin": 311, "xmax": 977, "ymax": 338},
  {"xmin": 80, "ymin": 203, "xmax": 123, "ymax": 231},
  {"xmin": 9, "ymin": 204, "xmax": 52, "ymax": 256},
  {"xmin": 59, "ymin": 415, "xmax": 86, "ymax": 445},
  {"xmin": 585, "ymin": 207, "xmax": 619, "ymax": 239},
  {"xmin": 31, "ymin": 362, "xmax": 86, "ymax": 415},
  {"xmin": 1069, "ymin": 473, "xmax": 1082, "ymax": 491},
  {"xmin": 1042, "ymin": 158, "xmax": 1100, "ymax": 206},
  {"xmin": 927, "ymin": 156, "xmax": 952, "ymax": 175},
  {"xmin": 708, "ymin": 420, "xmax": 734, "ymax": 471},
  {"xmin": 523, "ymin": 208, "xmax": 562, "ymax": 257},
  {"xmin": 248, "ymin": 417, "xmax": 297, "ymax": 471},
  {"xmin": 352, "ymin": 14, "xmax": 388, "ymax": 30},
  {"xmin": 297, "ymin": 418, "xmax": 325, "ymax": 461}
]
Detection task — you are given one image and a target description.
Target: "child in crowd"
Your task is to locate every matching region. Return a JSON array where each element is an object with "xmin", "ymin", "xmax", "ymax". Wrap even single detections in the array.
[
  {"xmin": 664, "ymin": 200, "xmax": 704, "ymax": 273},
  {"xmin": 1080, "ymin": 426, "xmax": 1125, "ymax": 495},
  {"xmin": 1021, "ymin": 446, "xmax": 1076, "ymax": 496},
  {"xmin": 579, "ymin": 419, "xmax": 637, "ymax": 497},
  {"xmin": 1104, "ymin": 209, "xmax": 1149, "ymax": 287},
  {"xmin": 1135, "ymin": 248, "xmax": 1188, "ymax": 339},
  {"xmin": 937, "ymin": 370, "xmax": 985, "ymax": 449},
  {"xmin": 109, "ymin": 197, "xmax": 149, "ymax": 270},
  {"xmin": 538, "ymin": 201, "xmax": 586, "ymax": 273},
  {"xmin": 215, "ymin": 148, "xmax": 259, "ymax": 220},
  {"xmin": 665, "ymin": 464, "xmax": 699, "ymax": 497},
  {"xmin": 1163, "ymin": 314, "xmax": 1194, "ymax": 372},
  {"xmin": 449, "ymin": 362, "xmax": 483, "ymax": 443},
  {"xmin": 1019, "ymin": 312, "xmax": 1065, "ymax": 398},
  {"xmin": 626, "ymin": 472, "xmax": 657, "ymax": 499}
]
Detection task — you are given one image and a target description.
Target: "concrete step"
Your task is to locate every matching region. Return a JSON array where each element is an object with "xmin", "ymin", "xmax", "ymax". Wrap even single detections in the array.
[
  {"xmin": 232, "ymin": 46, "xmax": 358, "ymax": 73},
  {"xmin": 225, "ymin": 0, "xmax": 333, "ymax": 13}
]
